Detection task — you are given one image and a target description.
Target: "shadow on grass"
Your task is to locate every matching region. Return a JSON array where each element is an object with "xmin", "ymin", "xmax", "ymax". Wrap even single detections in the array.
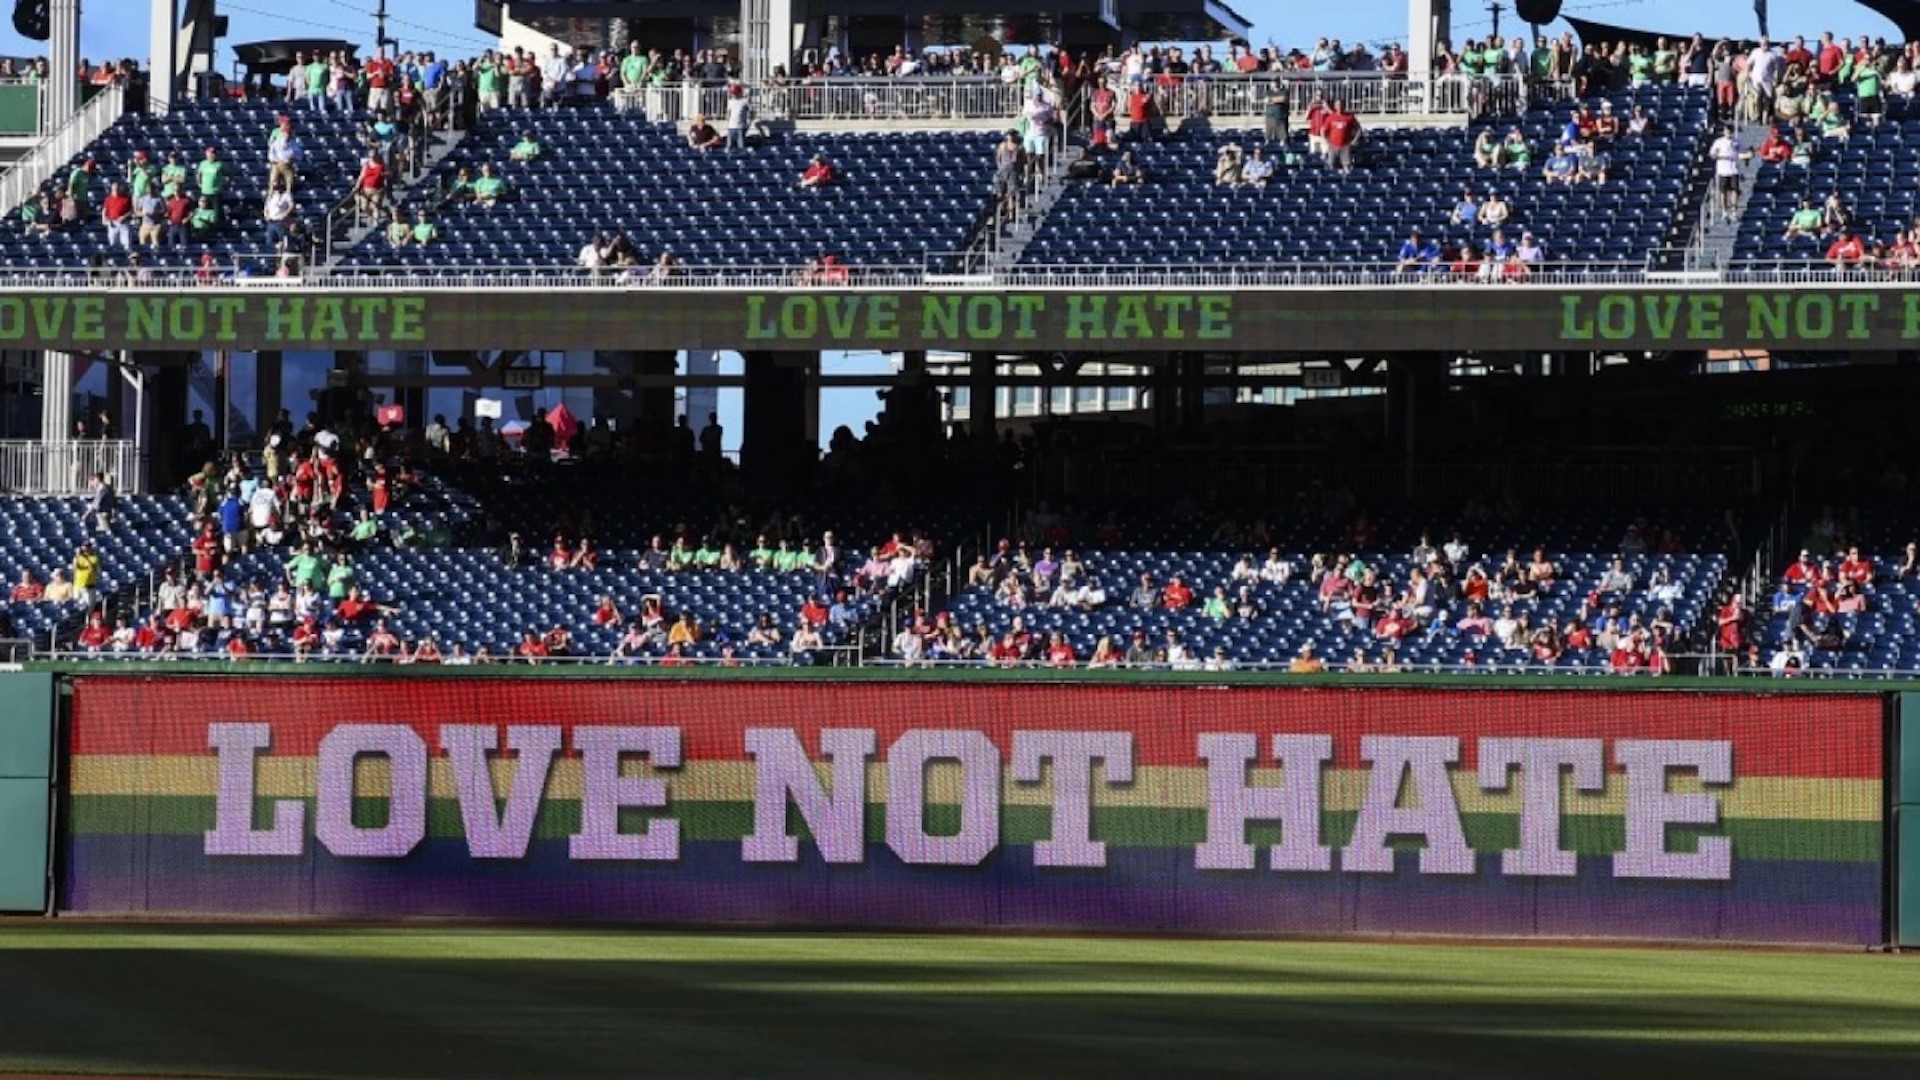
[{"xmin": 0, "ymin": 946, "xmax": 1913, "ymax": 1080}]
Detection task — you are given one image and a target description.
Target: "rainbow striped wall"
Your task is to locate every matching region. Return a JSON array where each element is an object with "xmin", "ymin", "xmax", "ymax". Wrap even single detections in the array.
[{"xmin": 60, "ymin": 676, "xmax": 1885, "ymax": 944}]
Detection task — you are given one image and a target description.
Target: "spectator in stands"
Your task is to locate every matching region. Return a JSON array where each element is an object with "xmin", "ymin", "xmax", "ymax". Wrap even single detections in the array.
[
  {"xmin": 472, "ymin": 164, "xmax": 508, "ymax": 208},
  {"xmin": 1213, "ymin": 144, "xmax": 1244, "ymax": 186},
  {"xmin": 510, "ymin": 130, "xmax": 543, "ymax": 163},
  {"xmin": 410, "ymin": 210, "xmax": 439, "ymax": 247},
  {"xmin": 9, "ymin": 570, "xmax": 42, "ymax": 602},
  {"xmin": 100, "ymin": 182, "xmax": 133, "ymax": 251},
  {"xmin": 1499, "ymin": 128, "xmax": 1531, "ymax": 170},
  {"xmin": 1542, "ymin": 144, "xmax": 1578, "ymax": 185},
  {"xmin": 1783, "ymin": 198, "xmax": 1823, "ymax": 240},
  {"xmin": 1130, "ymin": 572, "xmax": 1159, "ymax": 610},
  {"xmin": 1472, "ymin": 129, "xmax": 1500, "ymax": 170},
  {"xmin": 687, "ymin": 114, "xmax": 724, "ymax": 151},
  {"xmin": 1322, "ymin": 100, "xmax": 1360, "ymax": 174},
  {"xmin": 1289, "ymin": 642, "xmax": 1324, "ymax": 674},
  {"xmin": 196, "ymin": 147, "xmax": 227, "ymax": 213},
  {"xmin": 1110, "ymin": 151, "xmax": 1144, "ymax": 187},
  {"xmin": 1826, "ymin": 226, "xmax": 1867, "ymax": 270},
  {"xmin": 1758, "ymin": 125, "xmax": 1792, "ymax": 163},
  {"xmin": 1396, "ymin": 229, "xmax": 1437, "ymax": 273},
  {"xmin": 1478, "ymin": 191, "xmax": 1511, "ymax": 228},
  {"xmin": 353, "ymin": 153, "xmax": 387, "ymax": 218},
  {"xmin": 385, "ymin": 207, "xmax": 411, "ymax": 249},
  {"xmin": 1593, "ymin": 101, "xmax": 1621, "ymax": 141},
  {"xmin": 1239, "ymin": 147, "xmax": 1275, "ymax": 188},
  {"xmin": 1449, "ymin": 189, "xmax": 1479, "ymax": 226},
  {"xmin": 71, "ymin": 540, "xmax": 101, "ymax": 607},
  {"xmin": 1708, "ymin": 125, "xmax": 1743, "ymax": 223},
  {"xmin": 267, "ymin": 116, "xmax": 303, "ymax": 193},
  {"xmin": 798, "ymin": 154, "xmax": 837, "ymax": 189},
  {"xmin": 262, "ymin": 183, "xmax": 295, "ymax": 246},
  {"xmin": 1577, "ymin": 143, "xmax": 1611, "ymax": 186}
]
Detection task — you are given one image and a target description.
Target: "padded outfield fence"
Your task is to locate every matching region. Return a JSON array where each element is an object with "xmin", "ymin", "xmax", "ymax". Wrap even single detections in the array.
[{"xmin": 1, "ymin": 666, "xmax": 1917, "ymax": 949}]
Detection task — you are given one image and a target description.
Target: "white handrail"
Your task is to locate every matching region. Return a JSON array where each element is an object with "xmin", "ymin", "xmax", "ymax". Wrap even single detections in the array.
[{"xmin": 0, "ymin": 84, "xmax": 126, "ymax": 219}]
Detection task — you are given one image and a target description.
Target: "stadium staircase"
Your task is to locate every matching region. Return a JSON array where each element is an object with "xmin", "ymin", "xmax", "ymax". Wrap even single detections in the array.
[
  {"xmin": 319, "ymin": 121, "xmax": 468, "ymax": 269},
  {"xmin": 1682, "ymin": 117, "xmax": 1765, "ymax": 272}
]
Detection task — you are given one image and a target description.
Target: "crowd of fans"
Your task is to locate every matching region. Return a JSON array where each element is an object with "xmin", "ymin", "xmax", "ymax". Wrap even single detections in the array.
[{"xmin": 902, "ymin": 518, "xmax": 1708, "ymax": 673}]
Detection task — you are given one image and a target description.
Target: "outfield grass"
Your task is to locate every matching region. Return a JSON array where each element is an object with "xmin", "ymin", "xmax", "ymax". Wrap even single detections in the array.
[{"xmin": 0, "ymin": 926, "xmax": 1916, "ymax": 1079}]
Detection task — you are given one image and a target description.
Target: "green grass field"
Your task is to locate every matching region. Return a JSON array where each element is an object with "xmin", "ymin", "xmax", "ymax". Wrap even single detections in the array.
[{"xmin": 0, "ymin": 926, "xmax": 1916, "ymax": 1079}]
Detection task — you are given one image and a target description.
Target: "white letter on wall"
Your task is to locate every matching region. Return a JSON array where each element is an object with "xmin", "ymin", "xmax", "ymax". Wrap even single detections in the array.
[
  {"xmin": 203, "ymin": 722, "xmax": 305, "ymax": 856},
  {"xmin": 1613, "ymin": 739, "xmax": 1733, "ymax": 881},
  {"xmin": 742, "ymin": 727, "xmax": 876, "ymax": 864},
  {"xmin": 885, "ymin": 730, "xmax": 1001, "ymax": 865},
  {"xmin": 569, "ymin": 726, "xmax": 681, "ymax": 861},
  {"xmin": 1344, "ymin": 736, "xmax": 1474, "ymax": 875},
  {"xmin": 1478, "ymin": 738, "xmax": 1606, "ymax": 877},
  {"xmin": 1011, "ymin": 731, "xmax": 1135, "ymax": 868},
  {"xmin": 1194, "ymin": 733, "xmax": 1333, "ymax": 872},
  {"xmin": 315, "ymin": 724, "xmax": 428, "ymax": 858},
  {"xmin": 441, "ymin": 725, "xmax": 563, "ymax": 859}
]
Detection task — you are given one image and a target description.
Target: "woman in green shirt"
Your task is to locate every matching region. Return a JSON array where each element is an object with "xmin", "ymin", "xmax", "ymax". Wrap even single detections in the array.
[{"xmin": 667, "ymin": 537, "xmax": 694, "ymax": 571}]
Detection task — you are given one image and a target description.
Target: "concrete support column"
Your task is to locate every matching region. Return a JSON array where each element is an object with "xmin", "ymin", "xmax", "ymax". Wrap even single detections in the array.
[
  {"xmin": 40, "ymin": 351, "xmax": 73, "ymax": 441},
  {"xmin": 742, "ymin": 350, "xmax": 817, "ymax": 499},
  {"xmin": 1177, "ymin": 353, "xmax": 1207, "ymax": 431},
  {"xmin": 1149, "ymin": 354, "xmax": 1179, "ymax": 433},
  {"xmin": 967, "ymin": 352, "xmax": 997, "ymax": 449},
  {"xmin": 47, "ymin": 0, "xmax": 80, "ymax": 124},
  {"xmin": 255, "ymin": 350, "xmax": 283, "ymax": 444}
]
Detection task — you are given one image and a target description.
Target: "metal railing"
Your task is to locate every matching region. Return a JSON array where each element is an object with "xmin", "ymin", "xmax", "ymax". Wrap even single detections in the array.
[
  {"xmin": 0, "ymin": 439, "xmax": 139, "ymax": 495},
  {"xmin": 0, "ymin": 83, "xmax": 124, "ymax": 216},
  {"xmin": 1100, "ymin": 72, "xmax": 1566, "ymax": 122},
  {"xmin": 0, "ymin": 258, "xmax": 1904, "ymax": 291}
]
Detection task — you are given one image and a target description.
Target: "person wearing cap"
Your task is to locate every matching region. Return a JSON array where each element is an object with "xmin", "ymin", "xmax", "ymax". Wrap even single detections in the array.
[
  {"xmin": 126, "ymin": 149, "xmax": 157, "ymax": 200},
  {"xmin": 267, "ymin": 116, "xmax": 303, "ymax": 193},
  {"xmin": 1515, "ymin": 231, "xmax": 1545, "ymax": 266},
  {"xmin": 71, "ymin": 540, "xmax": 102, "ymax": 608},
  {"xmin": 798, "ymin": 153, "xmax": 836, "ymax": 188},
  {"xmin": 1593, "ymin": 100, "xmax": 1620, "ymax": 141}
]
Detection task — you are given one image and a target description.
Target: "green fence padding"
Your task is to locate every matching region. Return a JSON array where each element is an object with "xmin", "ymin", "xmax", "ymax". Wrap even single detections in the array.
[
  {"xmin": 0, "ymin": 672, "xmax": 52, "ymax": 913},
  {"xmin": 0, "ymin": 85, "xmax": 38, "ymax": 136}
]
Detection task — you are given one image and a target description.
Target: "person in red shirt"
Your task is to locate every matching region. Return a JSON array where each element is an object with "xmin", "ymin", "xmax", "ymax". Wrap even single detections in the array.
[
  {"xmin": 1838, "ymin": 546, "xmax": 1874, "ymax": 586},
  {"xmin": 798, "ymin": 154, "xmax": 836, "ymax": 188},
  {"xmin": 1716, "ymin": 595, "xmax": 1745, "ymax": 652},
  {"xmin": 1783, "ymin": 549, "xmax": 1820, "ymax": 585},
  {"xmin": 368, "ymin": 464, "xmax": 390, "ymax": 514},
  {"xmin": 660, "ymin": 642, "xmax": 694, "ymax": 667},
  {"xmin": 1323, "ymin": 101, "xmax": 1361, "ymax": 174},
  {"xmin": 1305, "ymin": 93, "xmax": 1330, "ymax": 157},
  {"xmin": 549, "ymin": 535, "xmax": 573, "ymax": 570},
  {"xmin": 1609, "ymin": 642, "xmax": 1642, "ymax": 673},
  {"xmin": 543, "ymin": 624, "xmax": 572, "ymax": 658},
  {"xmin": 291, "ymin": 617, "xmax": 319, "ymax": 659},
  {"xmin": 988, "ymin": 632, "xmax": 1024, "ymax": 667},
  {"xmin": 133, "ymin": 615, "xmax": 163, "ymax": 652},
  {"xmin": 1564, "ymin": 621, "xmax": 1594, "ymax": 651},
  {"xmin": 1045, "ymin": 632, "xmax": 1077, "ymax": 668},
  {"xmin": 10, "ymin": 569, "xmax": 42, "ymax": 602},
  {"xmin": 517, "ymin": 629, "xmax": 549, "ymax": 664},
  {"xmin": 799, "ymin": 594, "xmax": 830, "ymax": 627},
  {"xmin": 1758, "ymin": 126, "xmax": 1792, "ymax": 163},
  {"xmin": 227, "ymin": 633, "xmax": 252, "ymax": 660},
  {"xmin": 353, "ymin": 154, "xmax": 387, "ymax": 217},
  {"xmin": 412, "ymin": 637, "xmax": 443, "ymax": 665},
  {"xmin": 101, "ymin": 182, "xmax": 134, "ymax": 250},
  {"xmin": 365, "ymin": 49, "xmax": 396, "ymax": 112},
  {"xmin": 1126, "ymin": 86, "xmax": 1154, "ymax": 138},
  {"xmin": 334, "ymin": 587, "xmax": 391, "ymax": 623},
  {"xmin": 1161, "ymin": 575, "xmax": 1194, "ymax": 610},
  {"xmin": 592, "ymin": 594, "xmax": 623, "ymax": 627},
  {"xmin": 365, "ymin": 619, "xmax": 401, "ymax": 659},
  {"xmin": 1815, "ymin": 34, "xmax": 1843, "ymax": 85},
  {"xmin": 1827, "ymin": 227, "xmax": 1866, "ymax": 268},
  {"xmin": 77, "ymin": 613, "xmax": 110, "ymax": 651},
  {"xmin": 193, "ymin": 523, "xmax": 221, "ymax": 576}
]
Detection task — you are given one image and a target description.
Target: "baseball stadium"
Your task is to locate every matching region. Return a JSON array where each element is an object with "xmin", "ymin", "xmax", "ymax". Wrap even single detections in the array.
[{"xmin": 0, "ymin": 0, "xmax": 1918, "ymax": 1074}]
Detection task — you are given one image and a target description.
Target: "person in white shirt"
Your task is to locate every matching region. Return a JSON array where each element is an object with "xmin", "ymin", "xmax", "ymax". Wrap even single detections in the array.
[
  {"xmin": 1242, "ymin": 147, "xmax": 1275, "ymax": 187},
  {"xmin": 886, "ymin": 550, "xmax": 919, "ymax": 590},
  {"xmin": 1745, "ymin": 40, "xmax": 1779, "ymax": 111},
  {"xmin": 263, "ymin": 184, "xmax": 295, "ymax": 244},
  {"xmin": 1491, "ymin": 605, "xmax": 1520, "ymax": 647},
  {"xmin": 1232, "ymin": 555, "xmax": 1260, "ymax": 583},
  {"xmin": 1708, "ymin": 125, "xmax": 1743, "ymax": 221},
  {"xmin": 1442, "ymin": 533, "xmax": 1471, "ymax": 567},
  {"xmin": 578, "ymin": 233, "xmax": 606, "ymax": 275},
  {"xmin": 1597, "ymin": 557, "xmax": 1634, "ymax": 593},
  {"xmin": 1260, "ymin": 549, "xmax": 1293, "ymax": 584},
  {"xmin": 541, "ymin": 45, "xmax": 572, "ymax": 108},
  {"xmin": 725, "ymin": 85, "xmax": 751, "ymax": 151}
]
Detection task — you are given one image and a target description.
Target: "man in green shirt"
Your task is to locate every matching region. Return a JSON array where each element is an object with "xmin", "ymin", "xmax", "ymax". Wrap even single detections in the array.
[
  {"xmin": 1856, "ymin": 63, "xmax": 1884, "ymax": 128},
  {"xmin": 304, "ymin": 55, "xmax": 330, "ymax": 111},
  {"xmin": 385, "ymin": 206, "xmax": 411, "ymax": 247},
  {"xmin": 326, "ymin": 554, "xmax": 356, "ymax": 600},
  {"xmin": 65, "ymin": 158, "xmax": 94, "ymax": 213},
  {"xmin": 471, "ymin": 163, "xmax": 507, "ymax": 208},
  {"xmin": 1783, "ymin": 199, "xmax": 1824, "ymax": 239},
  {"xmin": 476, "ymin": 55, "xmax": 502, "ymax": 112},
  {"xmin": 411, "ymin": 210, "xmax": 438, "ymax": 246},
  {"xmin": 619, "ymin": 42, "xmax": 649, "ymax": 89},
  {"xmin": 195, "ymin": 147, "xmax": 226, "ymax": 210},
  {"xmin": 188, "ymin": 197, "xmax": 219, "ymax": 238},
  {"xmin": 160, "ymin": 151, "xmax": 188, "ymax": 193},
  {"xmin": 126, "ymin": 151, "xmax": 156, "ymax": 200},
  {"xmin": 285, "ymin": 544, "xmax": 324, "ymax": 592},
  {"xmin": 1627, "ymin": 45, "xmax": 1653, "ymax": 86}
]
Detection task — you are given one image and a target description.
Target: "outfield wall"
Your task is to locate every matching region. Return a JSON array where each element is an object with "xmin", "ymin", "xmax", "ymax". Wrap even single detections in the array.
[{"xmin": 46, "ymin": 674, "xmax": 1892, "ymax": 946}]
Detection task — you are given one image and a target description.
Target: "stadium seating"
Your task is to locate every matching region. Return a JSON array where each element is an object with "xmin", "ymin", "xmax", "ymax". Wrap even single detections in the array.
[
  {"xmin": 0, "ymin": 101, "xmax": 370, "ymax": 270},
  {"xmin": 1730, "ymin": 91, "xmax": 1920, "ymax": 264},
  {"xmin": 337, "ymin": 108, "xmax": 1001, "ymax": 269},
  {"xmin": 936, "ymin": 510, "xmax": 1730, "ymax": 671},
  {"xmin": 0, "ymin": 493, "xmax": 192, "ymax": 642},
  {"xmin": 1024, "ymin": 86, "xmax": 1712, "ymax": 268}
]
